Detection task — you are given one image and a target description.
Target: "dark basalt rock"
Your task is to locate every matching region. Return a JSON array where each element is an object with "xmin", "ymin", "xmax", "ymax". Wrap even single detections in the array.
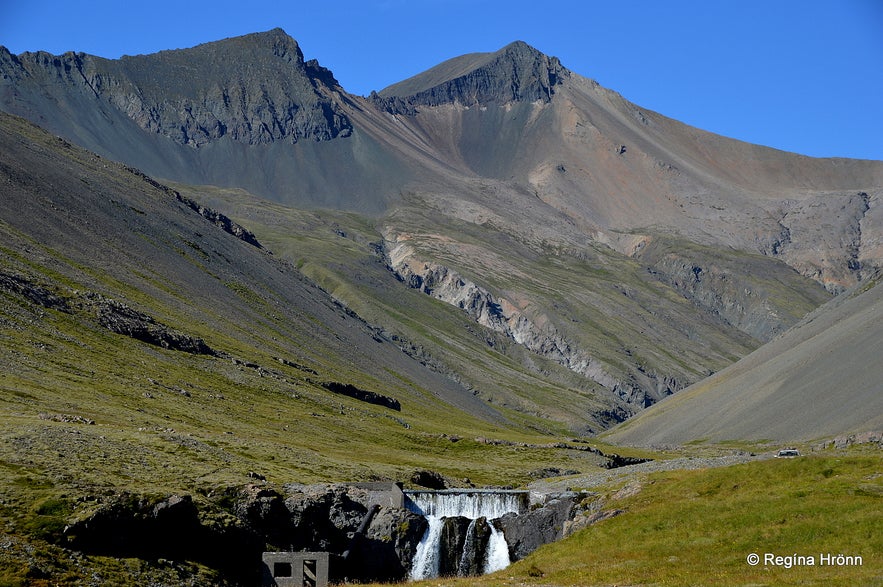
[
  {"xmin": 63, "ymin": 493, "xmax": 263, "ymax": 583},
  {"xmin": 358, "ymin": 506, "xmax": 427, "ymax": 580},
  {"xmin": 497, "ymin": 493, "xmax": 579, "ymax": 560},
  {"xmin": 455, "ymin": 517, "xmax": 493, "ymax": 577},
  {"xmin": 320, "ymin": 381, "xmax": 401, "ymax": 411},
  {"xmin": 62, "ymin": 484, "xmax": 428, "ymax": 584},
  {"xmin": 233, "ymin": 485, "xmax": 294, "ymax": 548},
  {"xmin": 375, "ymin": 40, "xmax": 569, "ymax": 112},
  {"xmin": 1, "ymin": 29, "xmax": 352, "ymax": 148},
  {"xmin": 602, "ymin": 454, "xmax": 654, "ymax": 469},
  {"xmin": 0, "ymin": 270, "xmax": 216, "ymax": 355},
  {"xmin": 410, "ymin": 470, "xmax": 447, "ymax": 489},
  {"xmin": 53, "ymin": 482, "xmax": 597, "ymax": 584},
  {"xmin": 0, "ymin": 271, "xmax": 70, "ymax": 312},
  {"xmin": 437, "ymin": 516, "xmax": 471, "ymax": 576},
  {"xmin": 175, "ymin": 192, "xmax": 263, "ymax": 249},
  {"xmin": 92, "ymin": 295, "xmax": 216, "ymax": 355}
]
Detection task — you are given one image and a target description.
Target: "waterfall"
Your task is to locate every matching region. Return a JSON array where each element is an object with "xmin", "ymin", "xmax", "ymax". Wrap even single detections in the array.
[
  {"xmin": 409, "ymin": 516, "xmax": 444, "ymax": 579},
  {"xmin": 483, "ymin": 524, "xmax": 510, "ymax": 573},
  {"xmin": 406, "ymin": 490, "xmax": 526, "ymax": 580},
  {"xmin": 456, "ymin": 519, "xmax": 478, "ymax": 576}
]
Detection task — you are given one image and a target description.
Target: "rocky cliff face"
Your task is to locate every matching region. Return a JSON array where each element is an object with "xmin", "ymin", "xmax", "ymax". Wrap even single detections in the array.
[
  {"xmin": 0, "ymin": 29, "xmax": 352, "ymax": 148},
  {"xmin": 384, "ymin": 235, "xmax": 676, "ymax": 412},
  {"xmin": 53, "ymin": 483, "xmax": 589, "ymax": 584},
  {"xmin": 2, "ymin": 31, "xmax": 881, "ymax": 435},
  {"xmin": 761, "ymin": 191, "xmax": 878, "ymax": 293},
  {"xmin": 637, "ymin": 236, "xmax": 834, "ymax": 342},
  {"xmin": 60, "ymin": 484, "xmax": 425, "ymax": 584},
  {"xmin": 375, "ymin": 40, "xmax": 568, "ymax": 111}
]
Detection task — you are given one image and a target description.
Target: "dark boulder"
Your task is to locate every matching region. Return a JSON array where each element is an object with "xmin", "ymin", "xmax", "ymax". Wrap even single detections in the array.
[
  {"xmin": 438, "ymin": 516, "xmax": 471, "ymax": 576},
  {"xmin": 354, "ymin": 507, "xmax": 427, "ymax": 581},
  {"xmin": 456, "ymin": 517, "xmax": 493, "ymax": 576},
  {"xmin": 410, "ymin": 470, "xmax": 447, "ymax": 489},
  {"xmin": 233, "ymin": 484, "xmax": 294, "ymax": 548},
  {"xmin": 497, "ymin": 493, "xmax": 580, "ymax": 560}
]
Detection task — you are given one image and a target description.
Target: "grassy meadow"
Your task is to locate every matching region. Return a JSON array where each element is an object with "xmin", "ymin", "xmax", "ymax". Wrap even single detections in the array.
[{"xmin": 381, "ymin": 449, "xmax": 882, "ymax": 587}]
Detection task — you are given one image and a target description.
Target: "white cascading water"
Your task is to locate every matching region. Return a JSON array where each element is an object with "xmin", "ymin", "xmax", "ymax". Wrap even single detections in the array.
[
  {"xmin": 456, "ymin": 519, "xmax": 478, "ymax": 576},
  {"xmin": 406, "ymin": 491, "xmax": 525, "ymax": 580},
  {"xmin": 410, "ymin": 516, "xmax": 445, "ymax": 579},
  {"xmin": 483, "ymin": 525, "xmax": 511, "ymax": 573}
]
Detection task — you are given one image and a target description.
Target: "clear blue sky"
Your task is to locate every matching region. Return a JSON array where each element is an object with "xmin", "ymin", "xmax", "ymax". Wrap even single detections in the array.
[{"xmin": 2, "ymin": 0, "xmax": 881, "ymax": 160}]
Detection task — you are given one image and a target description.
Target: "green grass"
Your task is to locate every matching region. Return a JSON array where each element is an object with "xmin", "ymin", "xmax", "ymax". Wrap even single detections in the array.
[
  {"xmin": 0, "ymin": 285, "xmax": 639, "ymax": 585},
  {"xmin": 171, "ymin": 183, "xmax": 788, "ymax": 434},
  {"xmin": 387, "ymin": 451, "xmax": 883, "ymax": 587},
  {"xmin": 0, "ymin": 118, "xmax": 852, "ymax": 585},
  {"xmin": 0, "ymin": 279, "xmax": 635, "ymax": 499}
]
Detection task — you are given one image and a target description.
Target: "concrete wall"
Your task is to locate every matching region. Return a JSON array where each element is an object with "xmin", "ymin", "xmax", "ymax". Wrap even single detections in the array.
[
  {"xmin": 261, "ymin": 552, "xmax": 329, "ymax": 587},
  {"xmin": 348, "ymin": 482, "xmax": 404, "ymax": 509}
]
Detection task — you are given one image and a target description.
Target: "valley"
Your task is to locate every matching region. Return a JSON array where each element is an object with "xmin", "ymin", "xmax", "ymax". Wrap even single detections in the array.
[{"xmin": 1, "ymin": 29, "xmax": 881, "ymax": 586}]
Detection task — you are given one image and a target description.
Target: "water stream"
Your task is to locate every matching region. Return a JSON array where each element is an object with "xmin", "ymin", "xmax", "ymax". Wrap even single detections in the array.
[{"xmin": 405, "ymin": 490, "xmax": 527, "ymax": 580}]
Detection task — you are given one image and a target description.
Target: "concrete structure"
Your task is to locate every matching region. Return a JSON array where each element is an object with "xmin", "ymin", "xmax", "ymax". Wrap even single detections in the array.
[
  {"xmin": 261, "ymin": 552, "xmax": 329, "ymax": 587},
  {"xmin": 348, "ymin": 482, "xmax": 404, "ymax": 509}
]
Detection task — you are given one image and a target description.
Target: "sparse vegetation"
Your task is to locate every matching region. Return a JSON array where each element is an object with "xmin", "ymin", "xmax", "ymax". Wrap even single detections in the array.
[
  {"xmin": 2, "ymin": 25, "xmax": 882, "ymax": 585},
  {"xmin": 360, "ymin": 451, "xmax": 883, "ymax": 587}
]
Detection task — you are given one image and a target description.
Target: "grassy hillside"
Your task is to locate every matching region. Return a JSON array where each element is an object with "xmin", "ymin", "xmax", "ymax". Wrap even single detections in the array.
[
  {"xmin": 383, "ymin": 449, "xmax": 883, "ymax": 587},
  {"xmin": 0, "ymin": 110, "xmax": 658, "ymax": 585},
  {"xmin": 179, "ymin": 178, "xmax": 830, "ymax": 433},
  {"xmin": 1, "ymin": 109, "xmax": 662, "ymax": 483}
]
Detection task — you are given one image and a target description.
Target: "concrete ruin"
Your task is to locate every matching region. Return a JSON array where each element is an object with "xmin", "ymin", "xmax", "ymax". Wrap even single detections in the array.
[
  {"xmin": 347, "ymin": 482, "xmax": 404, "ymax": 509},
  {"xmin": 261, "ymin": 551, "xmax": 329, "ymax": 587},
  {"xmin": 261, "ymin": 483, "xmax": 403, "ymax": 585}
]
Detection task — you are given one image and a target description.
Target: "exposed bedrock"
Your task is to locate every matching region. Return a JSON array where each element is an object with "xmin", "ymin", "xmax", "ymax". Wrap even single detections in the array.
[
  {"xmin": 53, "ymin": 483, "xmax": 593, "ymax": 584},
  {"xmin": 384, "ymin": 239, "xmax": 677, "ymax": 411},
  {"xmin": 497, "ymin": 492, "xmax": 583, "ymax": 560}
]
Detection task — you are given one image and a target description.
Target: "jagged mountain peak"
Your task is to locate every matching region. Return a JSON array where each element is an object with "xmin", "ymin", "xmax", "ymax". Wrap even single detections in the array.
[
  {"xmin": 121, "ymin": 27, "xmax": 304, "ymax": 64},
  {"xmin": 375, "ymin": 40, "xmax": 568, "ymax": 110},
  {"xmin": 0, "ymin": 28, "xmax": 352, "ymax": 148}
]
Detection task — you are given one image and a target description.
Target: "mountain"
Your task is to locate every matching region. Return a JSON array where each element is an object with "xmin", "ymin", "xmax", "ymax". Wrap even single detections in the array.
[
  {"xmin": 4, "ymin": 28, "xmax": 883, "ymax": 587},
  {"xmin": 0, "ymin": 109, "xmax": 504, "ymax": 438},
  {"xmin": 375, "ymin": 40, "xmax": 566, "ymax": 107},
  {"xmin": 2, "ymin": 29, "xmax": 882, "ymax": 435},
  {"xmin": 5, "ymin": 110, "xmax": 625, "ymax": 585},
  {"xmin": 0, "ymin": 29, "xmax": 408, "ymax": 212},
  {"xmin": 605, "ymin": 272, "xmax": 883, "ymax": 445}
]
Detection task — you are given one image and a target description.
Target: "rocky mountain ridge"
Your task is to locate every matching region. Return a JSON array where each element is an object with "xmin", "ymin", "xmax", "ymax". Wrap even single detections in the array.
[
  {"xmin": 3, "ymin": 29, "xmax": 883, "ymax": 587},
  {"xmin": 0, "ymin": 29, "xmax": 351, "ymax": 148},
  {"xmin": 374, "ymin": 40, "xmax": 568, "ymax": 112},
  {"xmin": 384, "ymin": 235, "xmax": 672, "ymax": 410},
  {"xmin": 2, "ymin": 29, "xmax": 882, "ymax": 433}
]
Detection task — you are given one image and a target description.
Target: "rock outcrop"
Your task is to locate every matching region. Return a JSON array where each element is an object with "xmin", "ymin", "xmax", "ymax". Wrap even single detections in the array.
[
  {"xmin": 63, "ymin": 493, "xmax": 262, "ymax": 583},
  {"xmin": 0, "ymin": 30, "xmax": 351, "ymax": 148},
  {"xmin": 62, "ymin": 484, "xmax": 428, "ymax": 584},
  {"xmin": 123, "ymin": 166, "xmax": 264, "ymax": 248},
  {"xmin": 497, "ymin": 492, "xmax": 583, "ymax": 560},
  {"xmin": 384, "ymin": 237, "xmax": 674, "ymax": 411},
  {"xmin": 375, "ymin": 40, "xmax": 568, "ymax": 111},
  {"xmin": 92, "ymin": 294, "xmax": 216, "ymax": 355},
  {"xmin": 320, "ymin": 381, "xmax": 401, "ymax": 411},
  {"xmin": 761, "ymin": 191, "xmax": 877, "ymax": 293},
  {"xmin": 0, "ymin": 271, "xmax": 71, "ymax": 312},
  {"xmin": 0, "ymin": 270, "xmax": 216, "ymax": 355},
  {"xmin": 638, "ymin": 238, "xmax": 833, "ymax": 342},
  {"xmin": 53, "ymin": 483, "xmax": 602, "ymax": 583}
]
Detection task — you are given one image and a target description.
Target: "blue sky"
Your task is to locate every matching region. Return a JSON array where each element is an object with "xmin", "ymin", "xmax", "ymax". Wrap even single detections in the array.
[{"xmin": 2, "ymin": 0, "xmax": 881, "ymax": 160}]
